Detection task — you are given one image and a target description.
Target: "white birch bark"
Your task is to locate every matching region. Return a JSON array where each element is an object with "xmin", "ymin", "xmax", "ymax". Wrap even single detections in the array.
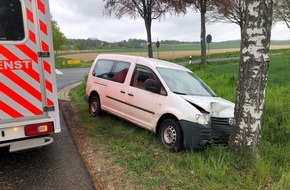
[{"xmin": 230, "ymin": 0, "xmax": 273, "ymax": 155}]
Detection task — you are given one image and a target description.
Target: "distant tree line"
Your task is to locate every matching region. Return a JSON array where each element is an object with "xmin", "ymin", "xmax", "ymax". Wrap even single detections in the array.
[
  {"xmin": 65, "ymin": 38, "xmax": 107, "ymax": 50},
  {"xmin": 63, "ymin": 38, "xmax": 146, "ymax": 50},
  {"xmin": 61, "ymin": 38, "xmax": 206, "ymax": 50}
]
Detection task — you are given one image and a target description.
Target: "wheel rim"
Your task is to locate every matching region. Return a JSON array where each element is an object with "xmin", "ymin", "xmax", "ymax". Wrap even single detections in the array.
[
  {"xmin": 91, "ymin": 100, "xmax": 98, "ymax": 113},
  {"xmin": 163, "ymin": 125, "xmax": 176, "ymax": 145}
]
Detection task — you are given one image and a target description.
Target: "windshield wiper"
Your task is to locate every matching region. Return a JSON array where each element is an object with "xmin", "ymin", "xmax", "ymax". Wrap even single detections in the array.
[{"xmin": 173, "ymin": 91, "xmax": 187, "ymax": 95}]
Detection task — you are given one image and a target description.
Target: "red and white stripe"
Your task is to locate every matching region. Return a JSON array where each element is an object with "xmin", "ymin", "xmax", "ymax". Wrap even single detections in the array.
[{"xmin": 0, "ymin": 0, "xmax": 55, "ymax": 121}]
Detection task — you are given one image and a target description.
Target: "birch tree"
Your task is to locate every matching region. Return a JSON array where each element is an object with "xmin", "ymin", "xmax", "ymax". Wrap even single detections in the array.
[{"xmin": 230, "ymin": 0, "xmax": 274, "ymax": 156}]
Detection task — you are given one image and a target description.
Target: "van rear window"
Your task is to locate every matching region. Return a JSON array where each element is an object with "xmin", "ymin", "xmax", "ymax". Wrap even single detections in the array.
[
  {"xmin": 92, "ymin": 59, "xmax": 130, "ymax": 83},
  {"xmin": 0, "ymin": 0, "xmax": 25, "ymax": 41}
]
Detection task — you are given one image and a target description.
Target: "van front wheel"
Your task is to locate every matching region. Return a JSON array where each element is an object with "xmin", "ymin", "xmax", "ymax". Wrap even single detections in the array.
[
  {"xmin": 159, "ymin": 119, "xmax": 183, "ymax": 152},
  {"xmin": 89, "ymin": 96, "xmax": 101, "ymax": 117}
]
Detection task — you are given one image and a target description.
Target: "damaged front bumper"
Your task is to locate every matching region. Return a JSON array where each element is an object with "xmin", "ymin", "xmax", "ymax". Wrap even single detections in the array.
[{"xmin": 179, "ymin": 118, "xmax": 232, "ymax": 150}]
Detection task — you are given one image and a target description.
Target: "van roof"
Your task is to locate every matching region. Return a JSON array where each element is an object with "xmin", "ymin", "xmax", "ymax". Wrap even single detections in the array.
[
  {"xmin": 97, "ymin": 54, "xmax": 190, "ymax": 72},
  {"xmin": 145, "ymin": 57, "xmax": 189, "ymax": 71}
]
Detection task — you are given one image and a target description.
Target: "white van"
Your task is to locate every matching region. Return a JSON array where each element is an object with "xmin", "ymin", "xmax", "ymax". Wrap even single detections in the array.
[{"xmin": 85, "ymin": 54, "xmax": 234, "ymax": 152}]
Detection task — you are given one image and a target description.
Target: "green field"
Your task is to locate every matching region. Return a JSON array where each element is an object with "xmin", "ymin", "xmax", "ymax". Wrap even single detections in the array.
[
  {"xmin": 152, "ymin": 41, "xmax": 241, "ymax": 52},
  {"xmin": 70, "ymin": 51, "xmax": 290, "ymax": 189},
  {"xmin": 57, "ymin": 40, "xmax": 289, "ymax": 56},
  {"xmin": 54, "ymin": 56, "xmax": 92, "ymax": 69}
]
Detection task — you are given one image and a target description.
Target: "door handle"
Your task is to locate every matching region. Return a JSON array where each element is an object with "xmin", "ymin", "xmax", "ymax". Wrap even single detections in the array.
[
  {"xmin": 120, "ymin": 90, "xmax": 125, "ymax": 94},
  {"xmin": 128, "ymin": 93, "xmax": 134, "ymax": 97}
]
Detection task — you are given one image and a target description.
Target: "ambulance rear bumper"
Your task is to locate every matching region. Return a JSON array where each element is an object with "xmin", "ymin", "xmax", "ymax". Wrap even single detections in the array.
[{"xmin": 0, "ymin": 136, "xmax": 54, "ymax": 152}]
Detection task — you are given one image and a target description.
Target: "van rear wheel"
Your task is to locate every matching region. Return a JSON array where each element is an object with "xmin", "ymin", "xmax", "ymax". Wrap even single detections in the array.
[
  {"xmin": 159, "ymin": 119, "xmax": 183, "ymax": 152},
  {"xmin": 89, "ymin": 96, "xmax": 101, "ymax": 116}
]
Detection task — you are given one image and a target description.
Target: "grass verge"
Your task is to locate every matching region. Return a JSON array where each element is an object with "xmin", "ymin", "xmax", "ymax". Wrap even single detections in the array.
[
  {"xmin": 55, "ymin": 56, "xmax": 93, "ymax": 69},
  {"xmin": 70, "ymin": 51, "xmax": 290, "ymax": 189}
]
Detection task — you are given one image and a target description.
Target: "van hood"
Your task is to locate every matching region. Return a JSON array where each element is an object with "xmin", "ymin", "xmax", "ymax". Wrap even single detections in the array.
[{"xmin": 182, "ymin": 95, "xmax": 235, "ymax": 117}]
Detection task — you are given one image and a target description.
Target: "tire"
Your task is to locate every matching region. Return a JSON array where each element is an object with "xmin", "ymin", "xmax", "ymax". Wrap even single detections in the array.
[
  {"xmin": 89, "ymin": 96, "xmax": 101, "ymax": 117},
  {"xmin": 159, "ymin": 119, "xmax": 183, "ymax": 152}
]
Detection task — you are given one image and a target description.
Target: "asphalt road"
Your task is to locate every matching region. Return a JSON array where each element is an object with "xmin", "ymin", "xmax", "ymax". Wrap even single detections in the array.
[
  {"xmin": 56, "ymin": 68, "xmax": 89, "ymax": 91},
  {"xmin": 0, "ymin": 68, "xmax": 92, "ymax": 190}
]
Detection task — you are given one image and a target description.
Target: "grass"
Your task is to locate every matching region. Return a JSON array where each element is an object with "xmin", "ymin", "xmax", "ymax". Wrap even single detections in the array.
[
  {"xmin": 151, "ymin": 41, "xmax": 241, "ymax": 52},
  {"xmin": 54, "ymin": 56, "xmax": 92, "ymax": 69},
  {"xmin": 70, "ymin": 50, "xmax": 290, "ymax": 189},
  {"xmin": 165, "ymin": 48, "xmax": 290, "ymax": 63}
]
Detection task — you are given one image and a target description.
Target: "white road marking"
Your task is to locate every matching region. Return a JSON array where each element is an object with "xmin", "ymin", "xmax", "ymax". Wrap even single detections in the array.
[{"xmin": 55, "ymin": 69, "xmax": 63, "ymax": 75}]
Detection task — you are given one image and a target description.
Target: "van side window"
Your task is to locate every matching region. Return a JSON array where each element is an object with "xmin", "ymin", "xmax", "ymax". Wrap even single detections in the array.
[
  {"xmin": 131, "ymin": 65, "xmax": 167, "ymax": 95},
  {"xmin": 92, "ymin": 59, "xmax": 130, "ymax": 83},
  {"xmin": 0, "ymin": 0, "xmax": 25, "ymax": 41}
]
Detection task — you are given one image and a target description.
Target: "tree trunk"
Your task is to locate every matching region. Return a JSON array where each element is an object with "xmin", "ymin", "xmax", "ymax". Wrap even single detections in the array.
[
  {"xmin": 200, "ymin": 10, "xmax": 207, "ymax": 64},
  {"xmin": 144, "ymin": 18, "xmax": 153, "ymax": 58},
  {"xmin": 239, "ymin": 22, "xmax": 243, "ymax": 71},
  {"xmin": 230, "ymin": 0, "xmax": 273, "ymax": 156}
]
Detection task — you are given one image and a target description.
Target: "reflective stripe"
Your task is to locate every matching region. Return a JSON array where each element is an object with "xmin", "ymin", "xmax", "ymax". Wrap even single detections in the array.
[
  {"xmin": 43, "ymin": 60, "xmax": 51, "ymax": 74},
  {"xmin": 0, "ymin": 82, "xmax": 43, "ymax": 115},
  {"xmin": 16, "ymin": 44, "xmax": 38, "ymax": 63},
  {"xmin": 41, "ymin": 41, "xmax": 49, "ymax": 51},
  {"xmin": 37, "ymin": 0, "xmax": 54, "ymax": 107},
  {"xmin": 26, "ymin": 8, "xmax": 34, "ymax": 23},
  {"xmin": 0, "ymin": 100, "xmax": 23, "ymax": 119},
  {"xmin": 45, "ymin": 79, "xmax": 53, "ymax": 92},
  {"xmin": 37, "ymin": 0, "xmax": 46, "ymax": 14},
  {"xmin": 0, "ymin": 45, "xmax": 40, "ymax": 82},
  {"xmin": 0, "ymin": 0, "xmax": 56, "ymax": 121},
  {"xmin": 29, "ymin": 30, "xmax": 36, "ymax": 44},
  {"xmin": 1, "ymin": 71, "xmax": 42, "ymax": 101},
  {"xmin": 39, "ymin": 20, "xmax": 48, "ymax": 35}
]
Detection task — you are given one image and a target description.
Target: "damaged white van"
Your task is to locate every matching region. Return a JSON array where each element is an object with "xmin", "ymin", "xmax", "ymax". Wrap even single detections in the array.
[{"xmin": 85, "ymin": 54, "xmax": 235, "ymax": 152}]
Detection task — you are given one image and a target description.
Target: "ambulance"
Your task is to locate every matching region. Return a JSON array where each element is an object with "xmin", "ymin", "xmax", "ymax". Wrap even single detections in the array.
[{"xmin": 0, "ymin": 0, "xmax": 60, "ymax": 152}]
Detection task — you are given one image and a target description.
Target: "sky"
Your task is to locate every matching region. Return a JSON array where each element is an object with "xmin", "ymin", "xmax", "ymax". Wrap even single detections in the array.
[{"xmin": 49, "ymin": 0, "xmax": 290, "ymax": 43}]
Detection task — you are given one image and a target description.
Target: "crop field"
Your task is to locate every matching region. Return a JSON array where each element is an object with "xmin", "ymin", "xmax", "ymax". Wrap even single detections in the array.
[{"xmin": 59, "ymin": 44, "xmax": 290, "ymax": 61}]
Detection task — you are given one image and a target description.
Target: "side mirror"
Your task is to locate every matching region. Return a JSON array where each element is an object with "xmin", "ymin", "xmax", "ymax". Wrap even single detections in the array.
[{"xmin": 145, "ymin": 79, "xmax": 159, "ymax": 93}]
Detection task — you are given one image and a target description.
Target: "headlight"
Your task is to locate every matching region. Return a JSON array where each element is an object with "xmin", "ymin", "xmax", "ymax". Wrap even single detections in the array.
[
  {"xmin": 195, "ymin": 114, "xmax": 201, "ymax": 120},
  {"xmin": 195, "ymin": 114, "xmax": 210, "ymax": 124}
]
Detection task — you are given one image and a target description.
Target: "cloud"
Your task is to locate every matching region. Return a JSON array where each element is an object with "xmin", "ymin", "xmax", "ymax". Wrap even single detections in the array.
[
  {"xmin": 50, "ymin": 0, "xmax": 289, "ymax": 42},
  {"xmin": 272, "ymin": 22, "xmax": 289, "ymax": 40}
]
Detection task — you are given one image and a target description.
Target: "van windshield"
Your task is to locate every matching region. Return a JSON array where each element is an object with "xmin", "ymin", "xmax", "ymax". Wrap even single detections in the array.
[{"xmin": 157, "ymin": 67, "xmax": 216, "ymax": 97}]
